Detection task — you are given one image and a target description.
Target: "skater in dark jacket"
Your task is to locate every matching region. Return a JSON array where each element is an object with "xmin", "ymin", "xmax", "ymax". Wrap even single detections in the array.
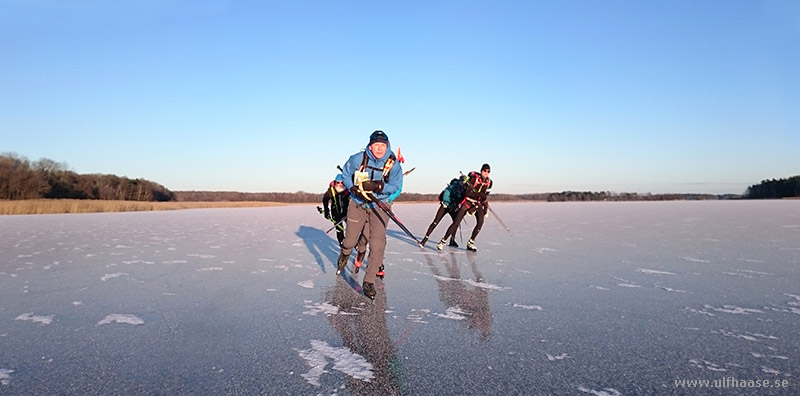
[
  {"xmin": 322, "ymin": 174, "xmax": 349, "ymax": 244},
  {"xmin": 322, "ymin": 174, "xmax": 369, "ymax": 269},
  {"xmin": 437, "ymin": 163, "xmax": 492, "ymax": 252},
  {"xmin": 420, "ymin": 175, "xmax": 466, "ymax": 247}
]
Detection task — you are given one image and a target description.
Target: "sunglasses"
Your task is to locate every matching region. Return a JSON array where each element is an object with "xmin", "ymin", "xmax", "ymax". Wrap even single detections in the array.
[{"xmin": 482, "ymin": 169, "xmax": 490, "ymax": 173}]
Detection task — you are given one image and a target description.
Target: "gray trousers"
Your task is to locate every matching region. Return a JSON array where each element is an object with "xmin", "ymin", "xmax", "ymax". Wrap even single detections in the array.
[{"xmin": 341, "ymin": 199, "xmax": 389, "ymax": 283}]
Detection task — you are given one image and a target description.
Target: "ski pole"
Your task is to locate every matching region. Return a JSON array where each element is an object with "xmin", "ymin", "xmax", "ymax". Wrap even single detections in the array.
[
  {"xmin": 317, "ymin": 206, "xmax": 345, "ymax": 234},
  {"xmin": 367, "ymin": 192, "xmax": 424, "ymax": 247},
  {"xmin": 326, "ymin": 218, "xmax": 345, "ymax": 234},
  {"xmin": 486, "ymin": 202, "xmax": 512, "ymax": 235}
]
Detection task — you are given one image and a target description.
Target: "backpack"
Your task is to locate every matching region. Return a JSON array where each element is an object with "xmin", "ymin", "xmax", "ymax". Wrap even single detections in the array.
[{"xmin": 440, "ymin": 176, "xmax": 466, "ymax": 212}]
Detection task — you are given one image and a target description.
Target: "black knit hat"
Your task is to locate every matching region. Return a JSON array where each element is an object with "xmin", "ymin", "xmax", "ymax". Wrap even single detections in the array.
[
  {"xmin": 481, "ymin": 163, "xmax": 491, "ymax": 172},
  {"xmin": 369, "ymin": 130, "xmax": 389, "ymax": 146}
]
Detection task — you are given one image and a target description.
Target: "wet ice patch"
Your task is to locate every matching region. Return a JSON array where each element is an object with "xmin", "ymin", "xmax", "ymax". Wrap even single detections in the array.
[
  {"xmin": 297, "ymin": 280, "xmax": 314, "ymax": 289},
  {"xmin": 0, "ymin": 369, "xmax": 13, "ymax": 386},
  {"xmin": 578, "ymin": 386, "xmax": 622, "ymax": 396},
  {"xmin": 97, "ymin": 314, "xmax": 144, "ymax": 326},
  {"xmin": 297, "ymin": 339, "xmax": 373, "ymax": 386},
  {"xmin": 101, "ymin": 272, "xmax": 128, "ymax": 281},
  {"xmin": 15, "ymin": 313, "xmax": 54, "ymax": 325}
]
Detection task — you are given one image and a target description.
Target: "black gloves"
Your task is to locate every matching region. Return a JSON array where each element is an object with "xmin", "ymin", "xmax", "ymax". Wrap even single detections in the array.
[
  {"xmin": 350, "ymin": 180, "xmax": 384, "ymax": 201},
  {"xmin": 361, "ymin": 180, "xmax": 384, "ymax": 193},
  {"xmin": 350, "ymin": 186, "xmax": 370, "ymax": 201},
  {"xmin": 324, "ymin": 209, "xmax": 331, "ymax": 220}
]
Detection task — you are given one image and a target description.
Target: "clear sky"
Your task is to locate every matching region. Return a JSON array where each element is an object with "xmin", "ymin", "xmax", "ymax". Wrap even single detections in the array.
[{"xmin": 2, "ymin": 1, "xmax": 798, "ymax": 195}]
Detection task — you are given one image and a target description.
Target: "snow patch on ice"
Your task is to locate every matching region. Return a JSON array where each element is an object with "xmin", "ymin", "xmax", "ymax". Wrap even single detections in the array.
[
  {"xmin": 636, "ymin": 268, "xmax": 676, "ymax": 275},
  {"xmin": 705, "ymin": 304, "xmax": 763, "ymax": 315},
  {"xmin": 97, "ymin": 314, "xmax": 144, "ymax": 326},
  {"xmin": 682, "ymin": 257, "xmax": 710, "ymax": 263},
  {"xmin": 101, "ymin": 272, "xmax": 128, "ymax": 281},
  {"xmin": 437, "ymin": 306, "xmax": 469, "ymax": 320},
  {"xmin": 198, "ymin": 267, "xmax": 223, "ymax": 271},
  {"xmin": 297, "ymin": 339, "xmax": 373, "ymax": 386},
  {"xmin": 407, "ymin": 309, "xmax": 430, "ymax": 324},
  {"xmin": 297, "ymin": 280, "xmax": 314, "ymax": 289},
  {"xmin": 15, "ymin": 313, "xmax": 54, "ymax": 325},
  {"xmin": 187, "ymin": 254, "xmax": 215, "ymax": 259},
  {"xmin": 0, "ymin": 369, "xmax": 13, "ymax": 386},
  {"xmin": 462, "ymin": 279, "xmax": 509, "ymax": 291},
  {"xmin": 578, "ymin": 386, "xmax": 622, "ymax": 396},
  {"xmin": 303, "ymin": 301, "xmax": 344, "ymax": 316},
  {"xmin": 750, "ymin": 352, "xmax": 789, "ymax": 360},
  {"xmin": 547, "ymin": 353, "xmax": 569, "ymax": 361},
  {"xmin": 689, "ymin": 359, "xmax": 727, "ymax": 372},
  {"xmin": 513, "ymin": 303, "xmax": 543, "ymax": 311},
  {"xmin": 590, "ymin": 285, "xmax": 611, "ymax": 291}
]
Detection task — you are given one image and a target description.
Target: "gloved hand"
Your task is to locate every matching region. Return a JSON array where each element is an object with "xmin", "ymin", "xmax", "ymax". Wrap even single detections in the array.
[
  {"xmin": 324, "ymin": 209, "xmax": 331, "ymax": 220},
  {"xmin": 361, "ymin": 180, "xmax": 384, "ymax": 193},
  {"xmin": 350, "ymin": 186, "xmax": 371, "ymax": 201}
]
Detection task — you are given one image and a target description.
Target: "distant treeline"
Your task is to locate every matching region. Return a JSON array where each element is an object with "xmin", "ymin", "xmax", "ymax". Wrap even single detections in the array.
[
  {"xmin": 6, "ymin": 152, "xmax": 795, "ymax": 204},
  {"xmin": 174, "ymin": 190, "xmax": 735, "ymax": 203},
  {"xmin": 1, "ymin": 153, "xmax": 175, "ymax": 201},
  {"xmin": 745, "ymin": 176, "xmax": 800, "ymax": 199}
]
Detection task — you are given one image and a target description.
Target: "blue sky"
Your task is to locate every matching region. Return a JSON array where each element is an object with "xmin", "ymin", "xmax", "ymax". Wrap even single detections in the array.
[{"xmin": 2, "ymin": 1, "xmax": 798, "ymax": 195}]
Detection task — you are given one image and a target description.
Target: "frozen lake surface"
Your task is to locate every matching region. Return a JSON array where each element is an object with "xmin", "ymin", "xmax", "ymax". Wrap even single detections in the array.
[{"xmin": 1, "ymin": 201, "xmax": 799, "ymax": 395}]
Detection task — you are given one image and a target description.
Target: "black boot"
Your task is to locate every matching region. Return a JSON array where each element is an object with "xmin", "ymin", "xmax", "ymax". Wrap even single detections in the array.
[
  {"xmin": 336, "ymin": 252, "xmax": 348, "ymax": 275},
  {"xmin": 449, "ymin": 239, "xmax": 459, "ymax": 247},
  {"xmin": 362, "ymin": 281, "xmax": 376, "ymax": 300}
]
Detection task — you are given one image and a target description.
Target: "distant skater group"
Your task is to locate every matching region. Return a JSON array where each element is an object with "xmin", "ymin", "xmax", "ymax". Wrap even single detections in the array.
[{"xmin": 320, "ymin": 129, "xmax": 493, "ymax": 300}]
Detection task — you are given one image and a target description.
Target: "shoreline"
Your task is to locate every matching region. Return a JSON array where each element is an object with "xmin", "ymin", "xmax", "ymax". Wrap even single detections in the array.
[{"xmin": 0, "ymin": 199, "xmax": 287, "ymax": 215}]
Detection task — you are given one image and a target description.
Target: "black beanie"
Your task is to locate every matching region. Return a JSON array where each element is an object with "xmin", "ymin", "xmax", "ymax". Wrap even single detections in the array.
[{"xmin": 481, "ymin": 163, "xmax": 491, "ymax": 172}]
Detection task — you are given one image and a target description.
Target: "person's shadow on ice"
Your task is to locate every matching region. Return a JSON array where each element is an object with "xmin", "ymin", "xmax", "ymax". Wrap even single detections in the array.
[{"xmin": 296, "ymin": 225, "xmax": 340, "ymax": 273}]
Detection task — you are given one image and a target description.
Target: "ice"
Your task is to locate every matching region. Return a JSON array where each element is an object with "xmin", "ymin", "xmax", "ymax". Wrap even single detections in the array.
[
  {"xmin": 0, "ymin": 369, "xmax": 13, "ymax": 386},
  {"xmin": 96, "ymin": 314, "xmax": 145, "ymax": 326},
  {"xmin": 14, "ymin": 313, "xmax": 54, "ymax": 325},
  {"xmin": 297, "ymin": 340, "xmax": 374, "ymax": 386},
  {"xmin": 100, "ymin": 272, "xmax": 128, "ymax": 281},
  {"xmin": 578, "ymin": 387, "xmax": 622, "ymax": 396},
  {"xmin": 1, "ymin": 201, "xmax": 799, "ymax": 395}
]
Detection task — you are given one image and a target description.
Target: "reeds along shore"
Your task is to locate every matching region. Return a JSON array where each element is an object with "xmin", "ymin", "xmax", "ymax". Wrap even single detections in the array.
[{"xmin": 0, "ymin": 200, "xmax": 286, "ymax": 215}]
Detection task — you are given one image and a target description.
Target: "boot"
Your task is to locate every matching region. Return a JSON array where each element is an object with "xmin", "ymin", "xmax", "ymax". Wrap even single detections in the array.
[
  {"xmin": 336, "ymin": 252, "xmax": 348, "ymax": 275},
  {"xmin": 354, "ymin": 250, "xmax": 365, "ymax": 274},
  {"xmin": 466, "ymin": 239, "xmax": 477, "ymax": 252},
  {"xmin": 436, "ymin": 239, "xmax": 447, "ymax": 251},
  {"xmin": 362, "ymin": 281, "xmax": 376, "ymax": 300},
  {"xmin": 449, "ymin": 239, "xmax": 459, "ymax": 247},
  {"xmin": 377, "ymin": 265, "xmax": 385, "ymax": 280}
]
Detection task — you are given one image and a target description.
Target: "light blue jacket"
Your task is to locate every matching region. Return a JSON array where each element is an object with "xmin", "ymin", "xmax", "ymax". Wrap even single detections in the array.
[{"xmin": 342, "ymin": 143, "xmax": 403, "ymax": 207}]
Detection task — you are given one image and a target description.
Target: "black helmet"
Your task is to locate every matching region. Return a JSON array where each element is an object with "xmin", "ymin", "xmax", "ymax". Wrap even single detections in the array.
[{"xmin": 369, "ymin": 130, "xmax": 389, "ymax": 146}]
